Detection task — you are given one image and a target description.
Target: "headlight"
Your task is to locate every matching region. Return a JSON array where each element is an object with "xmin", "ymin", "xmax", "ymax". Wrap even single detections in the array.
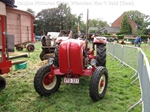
[
  {"xmin": 90, "ymin": 59, "xmax": 96, "ymax": 66},
  {"xmin": 48, "ymin": 58, "xmax": 54, "ymax": 65}
]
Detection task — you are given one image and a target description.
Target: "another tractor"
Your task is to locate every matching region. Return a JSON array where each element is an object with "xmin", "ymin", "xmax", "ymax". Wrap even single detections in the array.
[
  {"xmin": 34, "ymin": 31, "xmax": 108, "ymax": 101},
  {"xmin": 39, "ymin": 31, "xmax": 70, "ymax": 61}
]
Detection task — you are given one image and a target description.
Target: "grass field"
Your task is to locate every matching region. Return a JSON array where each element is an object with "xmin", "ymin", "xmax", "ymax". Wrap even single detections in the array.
[
  {"xmin": 0, "ymin": 42, "xmax": 143, "ymax": 112},
  {"xmin": 140, "ymin": 44, "xmax": 150, "ymax": 61},
  {"xmin": 129, "ymin": 43, "xmax": 150, "ymax": 61}
]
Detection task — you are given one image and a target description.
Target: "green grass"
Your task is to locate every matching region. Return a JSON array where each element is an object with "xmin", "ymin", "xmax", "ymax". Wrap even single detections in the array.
[
  {"xmin": 140, "ymin": 44, "xmax": 150, "ymax": 61},
  {"xmin": 0, "ymin": 42, "xmax": 142, "ymax": 112},
  {"xmin": 129, "ymin": 43, "xmax": 150, "ymax": 61}
]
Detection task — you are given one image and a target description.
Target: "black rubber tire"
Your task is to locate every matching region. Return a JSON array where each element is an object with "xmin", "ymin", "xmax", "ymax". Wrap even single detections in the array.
[
  {"xmin": 89, "ymin": 66, "xmax": 108, "ymax": 101},
  {"xmin": 16, "ymin": 46, "xmax": 23, "ymax": 51},
  {"xmin": 0, "ymin": 76, "xmax": 6, "ymax": 91},
  {"xmin": 27, "ymin": 44, "xmax": 35, "ymax": 52},
  {"xmin": 96, "ymin": 44, "xmax": 106, "ymax": 67},
  {"xmin": 53, "ymin": 44, "xmax": 59, "ymax": 67},
  {"xmin": 39, "ymin": 50, "xmax": 46, "ymax": 61},
  {"xmin": 34, "ymin": 65, "xmax": 61, "ymax": 96}
]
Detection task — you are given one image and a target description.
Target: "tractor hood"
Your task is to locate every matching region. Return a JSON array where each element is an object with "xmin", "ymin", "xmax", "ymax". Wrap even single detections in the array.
[{"xmin": 59, "ymin": 39, "xmax": 85, "ymax": 74}]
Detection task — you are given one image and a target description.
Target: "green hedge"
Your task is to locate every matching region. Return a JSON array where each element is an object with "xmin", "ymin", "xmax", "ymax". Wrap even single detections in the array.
[
  {"xmin": 101, "ymin": 35, "xmax": 124, "ymax": 39},
  {"xmin": 141, "ymin": 35, "xmax": 148, "ymax": 39},
  {"xmin": 124, "ymin": 39, "xmax": 135, "ymax": 42},
  {"xmin": 101, "ymin": 35, "xmax": 148, "ymax": 40},
  {"xmin": 117, "ymin": 35, "xmax": 124, "ymax": 39}
]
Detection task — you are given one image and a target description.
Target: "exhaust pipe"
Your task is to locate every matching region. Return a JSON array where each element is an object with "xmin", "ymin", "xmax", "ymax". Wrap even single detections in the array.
[
  {"xmin": 85, "ymin": 9, "xmax": 89, "ymax": 50},
  {"xmin": 86, "ymin": 9, "xmax": 89, "ymax": 43},
  {"xmin": 0, "ymin": 76, "xmax": 6, "ymax": 91}
]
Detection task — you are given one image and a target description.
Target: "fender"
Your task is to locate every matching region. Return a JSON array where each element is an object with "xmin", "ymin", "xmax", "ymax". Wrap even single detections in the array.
[{"xmin": 93, "ymin": 36, "xmax": 107, "ymax": 44}]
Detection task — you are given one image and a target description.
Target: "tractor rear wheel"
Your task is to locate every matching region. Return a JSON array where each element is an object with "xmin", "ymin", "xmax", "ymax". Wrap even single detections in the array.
[
  {"xmin": 34, "ymin": 65, "xmax": 61, "ymax": 96},
  {"xmin": 53, "ymin": 44, "xmax": 59, "ymax": 67},
  {"xmin": 89, "ymin": 66, "xmax": 108, "ymax": 101},
  {"xmin": 96, "ymin": 44, "xmax": 106, "ymax": 67},
  {"xmin": 0, "ymin": 76, "xmax": 6, "ymax": 91}
]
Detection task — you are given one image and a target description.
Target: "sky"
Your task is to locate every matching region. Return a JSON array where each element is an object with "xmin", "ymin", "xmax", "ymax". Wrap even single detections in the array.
[{"xmin": 14, "ymin": 0, "xmax": 149, "ymax": 25}]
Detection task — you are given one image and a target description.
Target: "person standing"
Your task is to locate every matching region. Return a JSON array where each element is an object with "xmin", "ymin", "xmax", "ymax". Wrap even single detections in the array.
[
  {"xmin": 134, "ymin": 36, "xmax": 139, "ymax": 47},
  {"xmin": 138, "ymin": 36, "xmax": 141, "ymax": 47}
]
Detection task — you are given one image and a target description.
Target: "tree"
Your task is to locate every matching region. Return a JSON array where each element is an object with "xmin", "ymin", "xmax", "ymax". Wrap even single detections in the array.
[
  {"xmin": 26, "ymin": 8, "xmax": 35, "ymax": 16},
  {"xmin": 126, "ymin": 10, "xmax": 144, "ymax": 29},
  {"xmin": 34, "ymin": 3, "xmax": 84, "ymax": 35},
  {"xmin": 79, "ymin": 21, "xmax": 86, "ymax": 32},
  {"xmin": 89, "ymin": 19, "xmax": 109, "ymax": 29},
  {"xmin": 57, "ymin": 4, "xmax": 86, "ymax": 32},
  {"xmin": 57, "ymin": 3, "xmax": 71, "ymax": 30},
  {"xmin": 34, "ymin": 3, "xmax": 81, "ymax": 35},
  {"xmin": 120, "ymin": 13, "xmax": 132, "ymax": 34},
  {"xmin": 34, "ymin": 7, "xmax": 63, "ymax": 35},
  {"xmin": 126, "ymin": 10, "xmax": 150, "ymax": 35}
]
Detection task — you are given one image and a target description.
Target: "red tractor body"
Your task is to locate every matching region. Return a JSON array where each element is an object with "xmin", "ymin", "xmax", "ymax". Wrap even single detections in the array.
[{"xmin": 59, "ymin": 39, "xmax": 85, "ymax": 74}]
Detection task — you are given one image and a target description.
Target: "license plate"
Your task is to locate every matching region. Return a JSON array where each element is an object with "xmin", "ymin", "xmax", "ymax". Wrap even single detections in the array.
[{"xmin": 64, "ymin": 78, "xmax": 79, "ymax": 84}]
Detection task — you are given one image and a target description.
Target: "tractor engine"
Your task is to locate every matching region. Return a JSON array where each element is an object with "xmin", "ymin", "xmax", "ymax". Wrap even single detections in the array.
[{"xmin": 58, "ymin": 39, "xmax": 87, "ymax": 74}]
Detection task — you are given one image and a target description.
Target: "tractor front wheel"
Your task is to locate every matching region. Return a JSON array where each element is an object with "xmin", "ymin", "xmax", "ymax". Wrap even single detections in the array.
[
  {"xmin": 34, "ymin": 65, "xmax": 61, "ymax": 96},
  {"xmin": 89, "ymin": 66, "xmax": 108, "ymax": 101}
]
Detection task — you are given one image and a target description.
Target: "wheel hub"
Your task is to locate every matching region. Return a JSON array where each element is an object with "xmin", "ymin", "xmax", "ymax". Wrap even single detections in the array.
[
  {"xmin": 44, "ymin": 76, "xmax": 51, "ymax": 85},
  {"xmin": 98, "ymin": 74, "xmax": 106, "ymax": 94},
  {"xmin": 43, "ymin": 74, "xmax": 53, "ymax": 85},
  {"xmin": 100, "ymin": 80, "xmax": 104, "ymax": 88},
  {"xmin": 43, "ymin": 73, "xmax": 56, "ymax": 90}
]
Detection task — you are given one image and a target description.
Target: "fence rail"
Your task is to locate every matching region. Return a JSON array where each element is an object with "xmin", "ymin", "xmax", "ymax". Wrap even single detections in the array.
[{"xmin": 107, "ymin": 42, "xmax": 150, "ymax": 112}]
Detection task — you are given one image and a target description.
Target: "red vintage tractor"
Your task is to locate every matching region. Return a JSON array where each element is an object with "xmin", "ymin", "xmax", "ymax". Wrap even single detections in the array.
[{"xmin": 34, "ymin": 33, "xmax": 108, "ymax": 101}]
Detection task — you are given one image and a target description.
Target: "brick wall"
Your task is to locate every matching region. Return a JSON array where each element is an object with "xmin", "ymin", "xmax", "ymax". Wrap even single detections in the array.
[{"xmin": 111, "ymin": 12, "xmax": 137, "ymax": 34}]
